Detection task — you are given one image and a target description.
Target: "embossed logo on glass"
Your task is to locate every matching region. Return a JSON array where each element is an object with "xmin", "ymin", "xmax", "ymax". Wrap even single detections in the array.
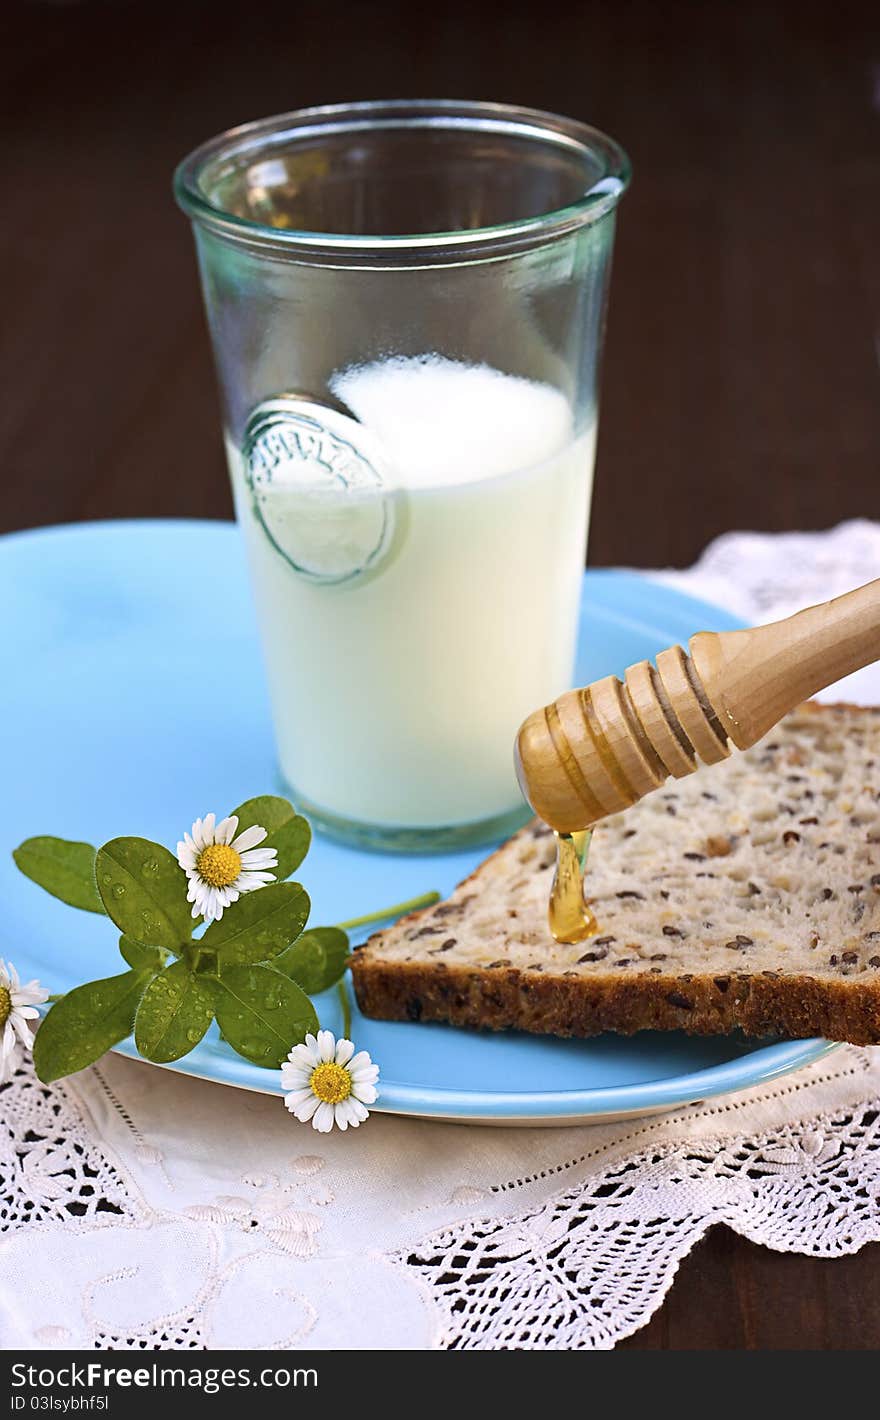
[{"xmin": 243, "ymin": 396, "xmax": 395, "ymax": 585}]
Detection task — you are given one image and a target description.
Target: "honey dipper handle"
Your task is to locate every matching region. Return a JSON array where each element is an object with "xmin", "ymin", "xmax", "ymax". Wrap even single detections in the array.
[
  {"xmin": 691, "ymin": 576, "xmax": 880, "ymax": 749},
  {"xmin": 515, "ymin": 576, "xmax": 880, "ymax": 833}
]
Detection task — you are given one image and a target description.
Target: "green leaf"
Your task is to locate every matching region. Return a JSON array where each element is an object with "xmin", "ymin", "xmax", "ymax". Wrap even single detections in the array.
[
  {"xmin": 214, "ymin": 964, "xmax": 318, "ymax": 1068},
  {"xmin": 13, "ymin": 837, "xmax": 104, "ymax": 914},
  {"xmin": 230, "ymin": 796, "xmax": 311, "ymax": 879},
  {"xmin": 134, "ymin": 960, "xmax": 217, "ymax": 1063},
  {"xmin": 274, "ymin": 927, "xmax": 350, "ymax": 995},
  {"xmin": 95, "ymin": 838, "xmax": 192, "ymax": 951},
  {"xmin": 119, "ymin": 936, "xmax": 167, "ymax": 971},
  {"xmin": 33, "ymin": 970, "xmax": 152, "ymax": 1083},
  {"xmin": 201, "ymin": 882, "xmax": 310, "ymax": 965}
]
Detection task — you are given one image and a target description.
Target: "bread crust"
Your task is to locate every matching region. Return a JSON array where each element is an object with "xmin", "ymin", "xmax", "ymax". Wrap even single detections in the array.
[
  {"xmin": 351, "ymin": 702, "xmax": 880, "ymax": 1046},
  {"xmin": 352, "ymin": 957, "xmax": 880, "ymax": 1045}
]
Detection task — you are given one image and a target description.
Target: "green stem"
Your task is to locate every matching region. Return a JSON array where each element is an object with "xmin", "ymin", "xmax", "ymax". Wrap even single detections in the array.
[
  {"xmin": 337, "ymin": 979, "xmax": 352, "ymax": 1039},
  {"xmin": 336, "ymin": 889, "xmax": 439, "ymax": 934}
]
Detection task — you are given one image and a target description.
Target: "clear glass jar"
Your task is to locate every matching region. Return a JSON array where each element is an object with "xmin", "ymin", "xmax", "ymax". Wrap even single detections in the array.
[{"xmin": 175, "ymin": 100, "xmax": 629, "ymax": 851}]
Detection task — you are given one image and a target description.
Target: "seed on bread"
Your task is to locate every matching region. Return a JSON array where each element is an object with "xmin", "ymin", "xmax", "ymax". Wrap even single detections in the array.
[{"xmin": 351, "ymin": 704, "xmax": 880, "ymax": 1045}]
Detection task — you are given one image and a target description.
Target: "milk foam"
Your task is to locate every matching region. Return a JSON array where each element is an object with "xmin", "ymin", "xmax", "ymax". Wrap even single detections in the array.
[{"xmin": 331, "ymin": 356, "xmax": 574, "ymax": 489}]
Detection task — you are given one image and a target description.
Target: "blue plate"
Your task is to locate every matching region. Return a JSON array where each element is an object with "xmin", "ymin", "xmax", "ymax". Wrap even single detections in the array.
[{"xmin": 2, "ymin": 520, "xmax": 836, "ymax": 1124}]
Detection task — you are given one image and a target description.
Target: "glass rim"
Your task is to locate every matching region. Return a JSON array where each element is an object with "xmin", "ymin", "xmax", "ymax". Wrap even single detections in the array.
[{"xmin": 173, "ymin": 99, "xmax": 631, "ymax": 261}]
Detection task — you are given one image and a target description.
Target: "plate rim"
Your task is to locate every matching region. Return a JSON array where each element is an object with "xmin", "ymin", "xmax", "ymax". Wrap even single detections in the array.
[
  {"xmin": 5, "ymin": 518, "xmax": 839, "ymax": 1124},
  {"xmin": 110, "ymin": 1031, "xmax": 841, "ymax": 1121}
]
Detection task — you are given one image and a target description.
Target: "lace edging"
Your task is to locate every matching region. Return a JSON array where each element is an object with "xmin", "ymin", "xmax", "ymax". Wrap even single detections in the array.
[
  {"xmin": 0, "ymin": 1060, "xmax": 147, "ymax": 1236},
  {"xmin": 397, "ymin": 1094, "xmax": 880, "ymax": 1348}
]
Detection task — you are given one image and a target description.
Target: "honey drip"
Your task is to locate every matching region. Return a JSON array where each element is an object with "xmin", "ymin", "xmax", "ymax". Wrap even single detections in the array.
[{"xmin": 549, "ymin": 829, "xmax": 597, "ymax": 944}]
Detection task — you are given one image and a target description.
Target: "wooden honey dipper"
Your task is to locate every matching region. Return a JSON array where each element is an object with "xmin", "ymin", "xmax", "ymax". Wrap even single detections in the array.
[{"xmin": 515, "ymin": 577, "xmax": 880, "ymax": 835}]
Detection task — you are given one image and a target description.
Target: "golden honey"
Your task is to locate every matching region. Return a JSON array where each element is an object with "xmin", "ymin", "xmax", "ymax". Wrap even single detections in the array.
[{"xmin": 549, "ymin": 829, "xmax": 597, "ymax": 944}]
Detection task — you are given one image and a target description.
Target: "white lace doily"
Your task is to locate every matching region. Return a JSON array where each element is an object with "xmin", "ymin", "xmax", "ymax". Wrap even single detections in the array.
[
  {"xmin": 655, "ymin": 518, "xmax": 880, "ymax": 705},
  {"xmin": 2, "ymin": 519, "xmax": 879, "ymax": 1351}
]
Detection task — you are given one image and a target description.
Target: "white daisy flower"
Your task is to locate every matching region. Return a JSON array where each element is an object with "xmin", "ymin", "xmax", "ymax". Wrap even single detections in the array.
[
  {"xmin": 281, "ymin": 1030, "xmax": 379, "ymax": 1133},
  {"xmin": 176, "ymin": 812, "xmax": 278, "ymax": 924},
  {"xmin": 0, "ymin": 959, "xmax": 48, "ymax": 1083}
]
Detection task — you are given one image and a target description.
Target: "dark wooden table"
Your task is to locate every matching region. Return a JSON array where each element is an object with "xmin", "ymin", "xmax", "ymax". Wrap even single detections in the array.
[{"xmin": 3, "ymin": 0, "xmax": 879, "ymax": 1348}]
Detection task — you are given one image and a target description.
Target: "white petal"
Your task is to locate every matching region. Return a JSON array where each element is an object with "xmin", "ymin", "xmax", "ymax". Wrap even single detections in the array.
[
  {"xmin": 350, "ymin": 1062, "xmax": 379, "ymax": 1085},
  {"xmin": 346, "ymin": 1096, "xmax": 370, "ymax": 1123},
  {"xmin": 12, "ymin": 982, "xmax": 48, "ymax": 1008},
  {"xmin": 239, "ymin": 876, "xmax": 275, "ymax": 895},
  {"xmin": 288, "ymin": 1040, "xmax": 321, "ymax": 1069},
  {"xmin": 279, "ymin": 1065, "xmax": 312, "ymax": 1091},
  {"xmin": 245, "ymin": 865, "xmax": 278, "ymax": 882},
  {"xmin": 332, "ymin": 1104, "xmax": 349, "ymax": 1132},
  {"xmin": 215, "ymin": 815, "xmax": 238, "ymax": 845},
  {"xmin": 202, "ymin": 812, "xmax": 216, "ymax": 843},
  {"xmin": 334, "ymin": 1038, "xmax": 355, "ymax": 1066},
  {"xmin": 283, "ymin": 1086, "xmax": 317, "ymax": 1108},
  {"xmin": 351, "ymin": 1081, "xmax": 378, "ymax": 1105},
  {"xmin": 291, "ymin": 1095, "xmax": 321, "ymax": 1122},
  {"xmin": 232, "ymin": 824, "xmax": 268, "ymax": 853},
  {"xmin": 7, "ymin": 963, "xmax": 20, "ymax": 992},
  {"xmin": 0, "ymin": 961, "xmax": 9, "ymax": 989},
  {"xmin": 239, "ymin": 854, "xmax": 277, "ymax": 873},
  {"xmin": 234, "ymin": 875, "xmax": 265, "ymax": 894},
  {"xmin": 316, "ymin": 1030, "xmax": 336, "ymax": 1062},
  {"xmin": 0, "ymin": 1023, "xmax": 16, "ymax": 1060},
  {"xmin": 335, "ymin": 1097, "xmax": 359, "ymax": 1128},
  {"xmin": 239, "ymin": 847, "xmax": 277, "ymax": 868},
  {"xmin": 282, "ymin": 1086, "xmax": 317, "ymax": 1109},
  {"xmin": 190, "ymin": 818, "xmax": 207, "ymax": 851},
  {"xmin": 312, "ymin": 1101, "xmax": 336, "ymax": 1133},
  {"xmin": 348, "ymin": 1050, "xmax": 375, "ymax": 1076},
  {"xmin": 11, "ymin": 1014, "xmax": 34, "ymax": 1049},
  {"xmin": 177, "ymin": 844, "xmax": 197, "ymax": 869},
  {"xmin": 12, "ymin": 1004, "xmax": 41, "ymax": 1021},
  {"xmin": 201, "ymin": 888, "xmax": 219, "ymax": 922}
]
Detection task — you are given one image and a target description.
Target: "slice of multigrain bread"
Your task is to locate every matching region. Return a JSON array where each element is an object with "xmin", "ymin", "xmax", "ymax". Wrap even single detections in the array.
[{"xmin": 351, "ymin": 704, "xmax": 880, "ymax": 1045}]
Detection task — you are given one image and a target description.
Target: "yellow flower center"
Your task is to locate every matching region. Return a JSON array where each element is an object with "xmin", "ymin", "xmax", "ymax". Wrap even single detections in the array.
[
  {"xmin": 0, "ymin": 986, "xmax": 10, "ymax": 1028},
  {"xmin": 196, "ymin": 843, "xmax": 242, "ymax": 889},
  {"xmin": 310, "ymin": 1062, "xmax": 352, "ymax": 1105}
]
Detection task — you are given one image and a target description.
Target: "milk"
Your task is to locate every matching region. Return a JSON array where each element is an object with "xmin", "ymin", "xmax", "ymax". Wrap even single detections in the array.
[{"xmin": 228, "ymin": 356, "xmax": 595, "ymax": 834}]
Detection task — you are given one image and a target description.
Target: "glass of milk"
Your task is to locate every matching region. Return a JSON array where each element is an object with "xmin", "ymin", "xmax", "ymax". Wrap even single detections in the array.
[{"xmin": 175, "ymin": 102, "xmax": 629, "ymax": 850}]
